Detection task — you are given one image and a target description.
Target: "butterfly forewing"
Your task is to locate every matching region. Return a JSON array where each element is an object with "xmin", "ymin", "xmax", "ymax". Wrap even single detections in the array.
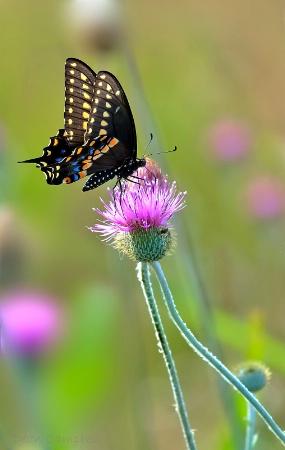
[
  {"xmin": 85, "ymin": 71, "xmax": 137, "ymax": 157},
  {"xmin": 64, "ymin": 58, "xmax": 97, "ymax": 146}
]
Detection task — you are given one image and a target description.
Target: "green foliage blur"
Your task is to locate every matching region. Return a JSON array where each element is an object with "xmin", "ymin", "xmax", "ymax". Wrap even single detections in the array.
[{"xmin": 1, "ymin": 0, "xmax": 285, "ymax": 449}]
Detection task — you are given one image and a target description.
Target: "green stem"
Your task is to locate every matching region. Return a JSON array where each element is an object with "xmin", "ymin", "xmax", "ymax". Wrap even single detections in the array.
[
  {"xmin": 244, "ymin": 402, "xmax": 257, "ymax": 450},
  {"xmin": 137, "ymin": 262, "xmax": 197, "ymax": 450},
  {"xmin": 152, "ymin": 260, "xmax": 285, "ymax": 446}
]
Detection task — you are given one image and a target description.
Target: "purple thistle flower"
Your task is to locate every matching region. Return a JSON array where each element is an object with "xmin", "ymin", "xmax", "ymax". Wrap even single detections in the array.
[
  {"xmin": 88, "ymin": 159, "xmax": 186, "ymax": 262},
  {"xmin": 0, "ymin": 290, "xmax": 62, "ymax": 356},
  {"xmin": 244, "ymin": 176, "xmax": 285, "ymax": 220},
  {"xmin": 208, "ymin": 118, "xmax": 252, "ymax": 162}
]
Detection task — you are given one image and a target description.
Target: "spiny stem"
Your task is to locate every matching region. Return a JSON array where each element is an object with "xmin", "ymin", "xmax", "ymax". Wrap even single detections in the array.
[
  {"xmin": 137, "ymin": 262, "xmax": 197, "ymax": 450},
  {"xmin": 244, "ymin": 402, "xmax": 257, "ymax": 450},
  {"xmin": 152, "ymin": 260, "xmax": 285, "ymax": 447}
]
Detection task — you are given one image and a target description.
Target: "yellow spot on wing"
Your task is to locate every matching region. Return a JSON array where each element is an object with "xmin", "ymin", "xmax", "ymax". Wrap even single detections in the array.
[
  {"xmin": 93, "ymin": 107, "xmax": 97, "ymax": 113},
  {"xmin": 100, "ymin": 74, "xmax": 106, "ymax": 79},
  {"xmin": 82, "ymin": 111, "xmax": 89, "ymax": 119},
  {"xmin": 76, "ymin": 147, "xmax": 83, "ymax": 154},
  {"xmin": 70, "ymin": 70, "xmax": 75, "ymax": 75},
  {"xmin": 109, "ymin": 138, "xmax": 119, "ymax": 147},
  {"xmin": 53, "ymin": 139, "xmax": 59, "ymax": 146},
  {"xmin": 69, "ymin": 98, "xmax": 74, "ymax": 103},
  {"xmin": 90, "ymin": 118, "xmax": 95, "ymax": 123},
  {"xmin": 81, "ymin": 73, "xmax": 87, "ymax": 81},
  {"xmin": 93, "ymin": 153, "xmax": 103, "ymax": 160},
  {"xmin": 103, "ymin": 111, "xmax": 110, "ymax": 118},
  {"xmin": 83, "ymin": 121, "xmax": 87, "ymax": 130},
  {"xmin": 70, "ymin": 62, "xmax": 77, "ymax": 67},
  {"xmin": 96, "ymin": 90, "xmax": 101, "ymax": 94},
  {"xmin": 106, "ymin": 102, "xmax": 111, "ymax": 108},
  {"xmin": 82, "ymin": 84, "xmax": 89, "ymax": 90},
  {"xmin": 69, "ymin": 88, "xmax": 74, "ymax": 93},
  {"xmin": 101, "ymin": 120, "xmax": 108, "ymax": 126},
  {"xmin": 68, "ymin": 108, "xmax": 73, "ymax": 113},
  {"xmin": 99, "ymin": 129, "xmax": 107, "ymax": 135},
  {"xmin": 68, "ymin": 119, "xmax": 73, "ymax": 125},
  {"xmin": 84, "ymin": 92, "xmax": 91, "ymax": 100},
  {"xmin": 83, "ymin": 102, "xmax": 91, "ymax": 110},
  {"xmin": 106, "ymin": 94, "xmax": 112, "ymax": 99},
  {"xmin": 70, "ymin": 79, "xmax": 74, "ymax": 84},
  {"xmin": 115, "ymin": 90, "xmax": 120, "ymax": 96},
  {"xmin": 82, "ymin": 162, "xmax": 92, "ymax": 170},
  {"xmin": 106, "ymin": 84, "xmax": 112, "ymax": 91}
]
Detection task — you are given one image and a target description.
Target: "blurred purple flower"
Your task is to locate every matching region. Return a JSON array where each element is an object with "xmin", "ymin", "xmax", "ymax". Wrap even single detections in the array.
[
  {"xmin": 1, "ymin": 290, "xmax": 62, "ymax": 356},
  {"xmin": 88, "ymin": 159, "xmax": 186, "ymax": 262},
  {"xmin": 208, "ymin": 118, "xmax": 252, "ymax": 162},
  {"xmin": 244, "ymin": 177, "xmax": 285, "ymax": 220}
]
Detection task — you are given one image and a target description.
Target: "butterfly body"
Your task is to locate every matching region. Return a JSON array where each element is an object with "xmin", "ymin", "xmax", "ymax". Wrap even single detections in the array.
[{"xmin": 19, "ymin": 59, "xmax": 145, "ymax": 191}]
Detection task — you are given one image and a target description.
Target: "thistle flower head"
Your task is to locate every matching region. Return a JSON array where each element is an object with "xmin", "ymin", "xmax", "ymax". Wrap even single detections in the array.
[
  {"xmin": 235, "ymin": 361, "xmax": 271, "ymax": 393},
  {"xmin": 88, "ymin": 159, "xmax": 186, "ymax": 262}
]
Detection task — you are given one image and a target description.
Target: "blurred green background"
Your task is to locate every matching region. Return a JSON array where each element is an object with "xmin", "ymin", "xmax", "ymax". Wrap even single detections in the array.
[{"xmin": 1, "ymin": 0, "xmax": 285, "ymax": 449}]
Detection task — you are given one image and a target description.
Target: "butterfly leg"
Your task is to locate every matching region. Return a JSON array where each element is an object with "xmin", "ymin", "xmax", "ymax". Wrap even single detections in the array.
[
  {"xmin": 143, "ymin": 165, "xmax": 157, "ymax": 184},
  {"xmin": 112, "ymin": 178, "xmax": 125, "ymax": 208}
]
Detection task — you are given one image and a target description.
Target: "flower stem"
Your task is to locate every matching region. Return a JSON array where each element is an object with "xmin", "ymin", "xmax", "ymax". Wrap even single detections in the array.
[
  {"xmin": 137, "ymin": 262, "xmax": 197, "ymax": 450},
  {"xmin": 244, "ymin": 402, "xmax": 257, "ymax": 450},
  {"xmin": 152, "ymin": 260, "xmax": 285, "ymax": 446}
]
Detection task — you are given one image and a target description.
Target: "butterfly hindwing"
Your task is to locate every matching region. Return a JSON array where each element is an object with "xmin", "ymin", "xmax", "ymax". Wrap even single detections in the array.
[
  {"xmin": 40, "ymin": 135, "xmax": 129, "ymax": 186},
  {"xmin": 19, "ymin": 129, "xmax": 75, "ymax": 167}
]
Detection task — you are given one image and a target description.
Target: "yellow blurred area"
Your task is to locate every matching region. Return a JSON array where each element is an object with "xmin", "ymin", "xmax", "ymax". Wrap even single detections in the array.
[{"xmin": 1, "ymin": 0, "xmax": 285, "ymax": 449}]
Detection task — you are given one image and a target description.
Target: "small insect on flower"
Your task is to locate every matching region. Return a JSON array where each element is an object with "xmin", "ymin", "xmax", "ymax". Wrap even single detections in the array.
[{"xmin": 88, "ymin": 159, "xmax": 187, "ymax": 262}]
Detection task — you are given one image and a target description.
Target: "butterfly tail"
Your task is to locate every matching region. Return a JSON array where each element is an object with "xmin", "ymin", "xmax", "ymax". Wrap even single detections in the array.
[{"xmin": 18, "ymin": 156, "xmax": 43, "ymax": 166}]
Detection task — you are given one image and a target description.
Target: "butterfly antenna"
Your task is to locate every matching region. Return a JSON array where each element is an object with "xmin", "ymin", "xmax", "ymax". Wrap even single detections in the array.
[
  {"xmin": 145, "ymin": 133, "xmax": 153, "ymax": 153},
  {"xmin": 145, "ymin": 145, "xmax": 177, "ymax": 158}
]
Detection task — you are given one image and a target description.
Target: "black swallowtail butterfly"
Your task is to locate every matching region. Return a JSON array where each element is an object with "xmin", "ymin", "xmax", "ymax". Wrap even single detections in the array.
[{"xmin": 19, "ymin": 58, "xmax": 146, "ymax": 191}]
